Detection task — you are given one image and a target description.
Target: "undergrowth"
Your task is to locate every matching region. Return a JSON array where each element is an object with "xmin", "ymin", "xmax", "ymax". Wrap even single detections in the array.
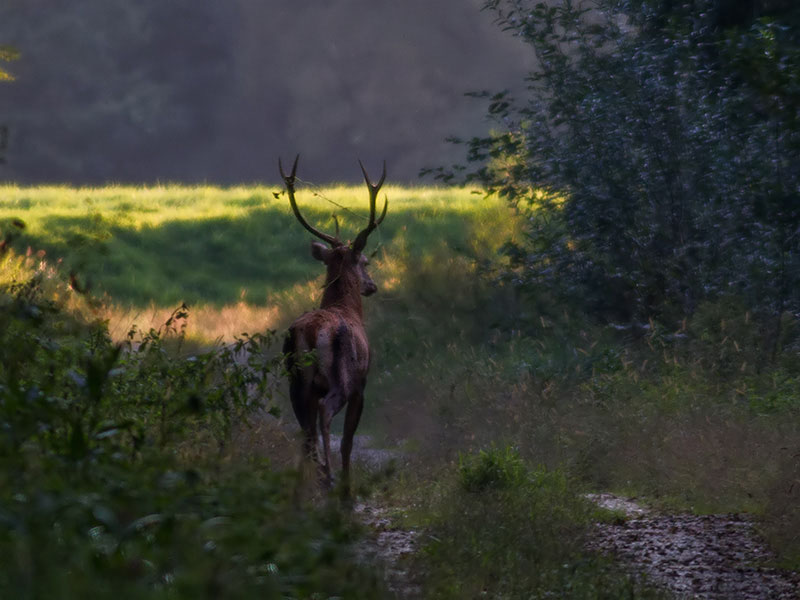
[
  {"xmin": 368, "ymin": 258, "xmax": 800, "ymax": 583},
  {"xmin": 2, "ymin": 184, "xmax": 799, "ymax": 596},
  {"xmin": 0, "ymin": 260, "xmax": 384, "ymax": 599},
  {"xmin": 416, "ymin": 446, "xmax": 665, "ymax": 598}
]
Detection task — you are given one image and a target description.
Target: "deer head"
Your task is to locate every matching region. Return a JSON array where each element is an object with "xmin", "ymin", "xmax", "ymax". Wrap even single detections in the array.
[{"xmin": 279, "ymin": 155, "xmax": 387, "ymax": 304}]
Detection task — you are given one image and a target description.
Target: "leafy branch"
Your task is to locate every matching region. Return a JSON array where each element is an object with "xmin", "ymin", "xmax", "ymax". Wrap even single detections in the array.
[{"xmin": 0, "ymin": 45, "xmax": 18, "ymax": 81}]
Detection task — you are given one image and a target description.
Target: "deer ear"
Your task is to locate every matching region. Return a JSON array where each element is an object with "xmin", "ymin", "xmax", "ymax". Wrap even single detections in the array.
[{"xmin": 310, "ymin": 241, "xmax": 330, "ymax": 262}]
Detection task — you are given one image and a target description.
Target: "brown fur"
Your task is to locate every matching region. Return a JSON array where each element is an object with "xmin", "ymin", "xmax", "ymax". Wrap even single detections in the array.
[{"xmin": 284, "ymin": 244, "xmax": 376, "ymax": 490}]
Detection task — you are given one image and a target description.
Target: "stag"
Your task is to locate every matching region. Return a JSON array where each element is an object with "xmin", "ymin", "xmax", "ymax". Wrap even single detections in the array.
[{"xmin": 280, "ymin": 155, "xmax": 387, "ymax": 492}]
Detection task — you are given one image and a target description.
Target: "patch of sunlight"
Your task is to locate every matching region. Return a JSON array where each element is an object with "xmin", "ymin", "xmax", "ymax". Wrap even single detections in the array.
[
  {"xmin": 0, "ymin": 184, "xmax": 505, "ymax": 237},
  {"xmin": 532, "ymin": 188, "xmax": 566, "ymax": 208},
  {"xmin": 374, "ymin": 252, "xmax": 408, "ymax": 293},
  {"xmin": 102, "ymin": 301, "xmax": 282, "ymax": 344}
]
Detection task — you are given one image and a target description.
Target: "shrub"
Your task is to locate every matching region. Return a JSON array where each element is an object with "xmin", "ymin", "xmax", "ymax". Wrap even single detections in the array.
[
  {"xmin": 0, "ymin": 262, "xmax": 384, "ymax": 599},
  {"xmin": 458, "ymin": 445, "xmax": 527, "ymax": 492},
  {"xmin": 421, "ymin": 446, "xmax": 662, "ymax": 598}
]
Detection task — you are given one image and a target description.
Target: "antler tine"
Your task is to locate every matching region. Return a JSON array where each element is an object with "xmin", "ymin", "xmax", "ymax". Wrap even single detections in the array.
[
  {"xmin": 279, "ymin": 154, "xmax": 341, "ymax": 247},
  {"xmin": 352, "ymin": 160, "xmax": 389, "ymax": 253},
  {"xmin": 359, "ymin": 159, "xmax": 387, "ymax": 189},
  {"xmin": 376, "ymin": 193, "xmax": 388, "ymax": 226},
  {"xmin": 278, "ymin": 154, "xmax": 299, "ymax": 182},
  {"xmin": 358, "ymin": 159, "xmax": 387, "ymax": 224}
]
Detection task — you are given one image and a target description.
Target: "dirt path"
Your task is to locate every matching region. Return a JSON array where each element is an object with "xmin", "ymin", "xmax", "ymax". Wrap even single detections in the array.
[
  {"xmin": 355, "ymin": 501, "xmax": 420, "ymax": 598},
  {"xmin": 326, "ymin": 435, "xmax": 421, "ymax": 597},
  {"xmin": 307, "ymin": 435, "xmax": 800, "ymax": 599},
  {"xmin": 587, "ymin": 493, "xmax": 800, "ymax": 599}
]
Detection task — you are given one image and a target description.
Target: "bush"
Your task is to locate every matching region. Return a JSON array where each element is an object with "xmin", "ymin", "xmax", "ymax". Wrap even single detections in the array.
[
  {"xmin": 458, "ymin": 445, "xmax": 527, "ymax": 492},
  {"xmin": 0, "ymin": 263, "xmax": 384, "ymax": 599},
  {"xmin": 420, "ymin": 446, "xmax": 662, "ymax": 598}
]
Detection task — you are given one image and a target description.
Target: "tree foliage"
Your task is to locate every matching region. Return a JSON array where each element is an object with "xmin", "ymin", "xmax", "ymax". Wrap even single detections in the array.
[
  {"xmin": 433, "ymin": 0, "xmax": 800, "ymax": 340},
  {"xmin": 0, "ymin": 0, "xmax": 534, "ymax": 183},
  {"xmin": 0, "ymin": 45, "xmax": 18, "ymax": 81},
  {"xmin": 0, "ymin": 1, "xmax": 234, "ymax": 181}
]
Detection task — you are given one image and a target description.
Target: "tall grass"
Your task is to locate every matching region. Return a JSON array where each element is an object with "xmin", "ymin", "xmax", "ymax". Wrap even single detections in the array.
[{"xmin": 416, "ymin": 446, "xmax": 666, "ymax": 598}]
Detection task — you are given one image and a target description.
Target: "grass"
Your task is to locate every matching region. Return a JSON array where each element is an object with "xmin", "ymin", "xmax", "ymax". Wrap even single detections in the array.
[
  {"xmin": 1, "ymin": 184, "xmax": 799, "ymax": 596},
  {"xmin": 0, "ymin": 184, "xmax": 508, "ymax": 305},
  {"xmin": 414, "ymin": 446, "xmax": 666, "ymax": 598},
  {"xmin": 0, "ymin": 184, "xmax": 514, "ymax": 342}
]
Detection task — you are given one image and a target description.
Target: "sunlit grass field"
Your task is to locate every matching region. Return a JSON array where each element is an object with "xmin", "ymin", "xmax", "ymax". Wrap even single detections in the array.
[{"xmin": 0, "ymin": 184, "xmax": 517, "ymax": 340}]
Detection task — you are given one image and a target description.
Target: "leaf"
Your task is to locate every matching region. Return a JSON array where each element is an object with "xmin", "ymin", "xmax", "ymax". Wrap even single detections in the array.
[
  {"xmin": 124, "ymin": 514, "xmax": 164, "ymax": 537},
  {"xmin": 69, "ymin": 420, "xmax": 87, "ymax": 459}
]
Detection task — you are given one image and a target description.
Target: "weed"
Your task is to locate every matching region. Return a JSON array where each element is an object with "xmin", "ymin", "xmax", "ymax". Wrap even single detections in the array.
[
  {"xmin": 458, "ymin": 445, "xmax": 527, "ymax": 493},
  {"xmin": 0, "ymin": 261, "xmax": 385, "ymax": 598},
  {"xmin": 419, "ymin": 446, "xmax": 664, "ymax": 598}
]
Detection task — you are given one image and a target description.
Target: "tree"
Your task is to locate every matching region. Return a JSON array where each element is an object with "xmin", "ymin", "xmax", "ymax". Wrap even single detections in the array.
[
  {"xmin": 433, "ymin": 0, "xmax": 800, "ymax": 337},
  {"xmin": 0, "ymin": 45, "xmax": 17, "ymax": 165},
  {"xmin": 0, "ymin": 45, "xmax": 17, "ymax": 81},
  {"xmin": 0, "ymin": 2, "xmax": 234, "ymax": 182}
]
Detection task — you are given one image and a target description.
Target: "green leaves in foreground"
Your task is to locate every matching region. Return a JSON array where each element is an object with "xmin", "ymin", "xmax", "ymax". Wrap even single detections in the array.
[
  {"xmin": 0, "ymin": 461, "xmax": 381, "ymax": 599},
  {"xmin": 0, "ymin": 272, "xmax": 383, "ymax": 599}
]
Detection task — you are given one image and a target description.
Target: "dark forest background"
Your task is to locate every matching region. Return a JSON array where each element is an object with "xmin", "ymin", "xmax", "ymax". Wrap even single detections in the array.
[{"xmin": 0, "ymin": 0, "xmax": 533, "ymax": 184}]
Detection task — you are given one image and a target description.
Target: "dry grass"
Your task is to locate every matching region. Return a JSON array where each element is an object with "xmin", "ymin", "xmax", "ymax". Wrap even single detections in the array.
[{"xmin": 100, "ymin": 301, "xmax": 282, "ymax": 344}]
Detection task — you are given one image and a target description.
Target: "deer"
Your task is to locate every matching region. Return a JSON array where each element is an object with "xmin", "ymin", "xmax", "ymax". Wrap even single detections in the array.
[{"xmin": 280, "ymin": 155, "xmax": 387, "ymax": 493}]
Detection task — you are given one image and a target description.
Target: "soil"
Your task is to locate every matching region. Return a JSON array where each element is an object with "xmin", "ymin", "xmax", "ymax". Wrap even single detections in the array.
[
  {"xmin": 355, "ymin": 501, "xmax": 421, "ymax": 598},
  {"xmin": 337, "ymin": 435, "xmax": 420, "ymax": 598},
  {"xmin": 586, "ymin": 493, "xmax": 800, "ymax": 599}
]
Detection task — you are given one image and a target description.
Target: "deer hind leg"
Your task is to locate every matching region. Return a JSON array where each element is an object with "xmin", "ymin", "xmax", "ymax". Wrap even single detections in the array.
[
  {"xmin": 286, "ymin": 327, "xmax": 321, "ymax": 465},
  {"xmin": 340, "ymin": 391, "xmax": 364, "ymax": 496},
  {"xmin": 290, "ymin": 381, "xmax": 322, "ymax": 466},
  {"xmin": 318, "ymin": 387, "xmax": 345, "ymax": 488},
  {"xmin": 301, "ymin": 397, "xmax": 319, "ymax": 466}
]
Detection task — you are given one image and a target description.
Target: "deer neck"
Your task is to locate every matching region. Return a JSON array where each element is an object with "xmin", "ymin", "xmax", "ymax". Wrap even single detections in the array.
[{"xmin": 320, "ymin": 268, "xmax": 363, "ymax": 317}]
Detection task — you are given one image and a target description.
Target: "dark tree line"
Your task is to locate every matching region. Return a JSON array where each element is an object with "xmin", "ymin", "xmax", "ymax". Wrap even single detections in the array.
[
  {"xmin": 0, "ymin": 0, "xmax": 533, "ymax": 183},
  {"xmin": 432, "ymin": 0, "xmax": 800, "ymax": 356},
  {"xmin": 0, "ymin": 1, "xmax": 235, "ymax": 182},
  {"xmin": 0, "ymin": 45, "xmax": 16, "ymax": 165}
]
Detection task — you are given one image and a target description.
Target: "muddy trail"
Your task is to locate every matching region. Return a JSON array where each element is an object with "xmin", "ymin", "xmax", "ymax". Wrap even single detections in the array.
[
  {"xmin": 586, "ymin": 494, "xmax": 800, "ymax": 599},
  {"xmin": 326, "ymin": 435, "xmax": 421, "ymax": 597},
  {"xmin": 345, "ymin": 436, "xmax": 799, "ymax": 599}
]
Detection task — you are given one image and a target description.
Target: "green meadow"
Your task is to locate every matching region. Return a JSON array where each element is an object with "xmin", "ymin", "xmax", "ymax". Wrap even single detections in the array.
[{"xmin": 0, "ymin": 184, "xmax": 510, "ymax": 308}]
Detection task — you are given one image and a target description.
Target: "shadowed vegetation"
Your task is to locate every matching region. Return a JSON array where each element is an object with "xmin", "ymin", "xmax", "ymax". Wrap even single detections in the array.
[{"xmin": 1, "ymin": 179, "xmax": 798, "ymax": 597}]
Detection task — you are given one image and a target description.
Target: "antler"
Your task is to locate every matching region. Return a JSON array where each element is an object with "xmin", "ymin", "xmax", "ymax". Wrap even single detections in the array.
[
  {"xmin": 279, "ymin": 154, "xmax": 342, "ymax": 247},
  {"xmin": 351, "ymin": 159, "xmax": 388, "ymax": 253}
]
